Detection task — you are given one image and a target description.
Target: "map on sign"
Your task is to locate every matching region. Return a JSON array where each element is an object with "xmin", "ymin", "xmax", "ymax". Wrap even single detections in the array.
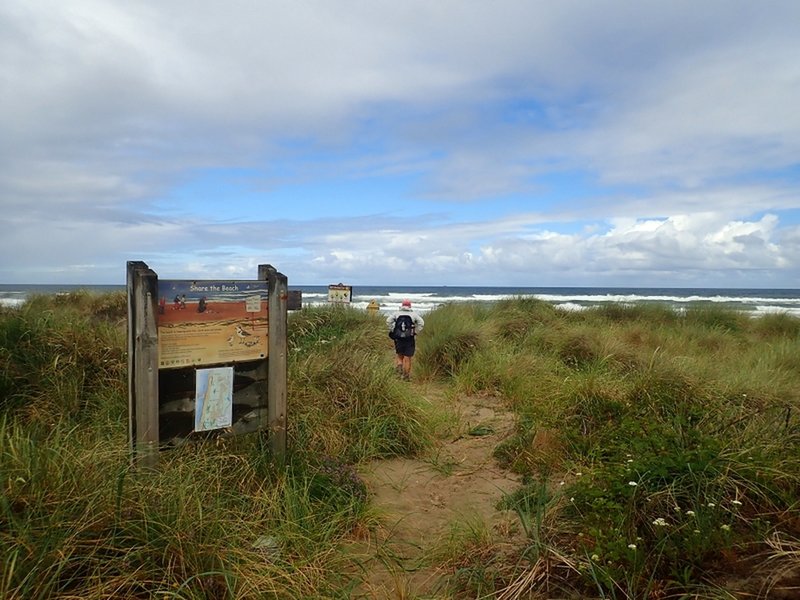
[
  {"xmin": 156, "ymin": 280, "xmax": 268, "ymax": 369},
  {"xmin": 194, "ymin": 367, "xmax": 233, "ymax": 431}
]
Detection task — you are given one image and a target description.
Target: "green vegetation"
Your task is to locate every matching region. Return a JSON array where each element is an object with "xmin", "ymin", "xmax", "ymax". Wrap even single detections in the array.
[
  {"xmin": 1, "ymin": 292, "xmax": 799, "ymax": 598},
  {"xmin": 436, "ymin": 300, "xmax": 800, "ymax": 599},
  {"xmin": 0, "ymin": 296, "xmax": 425, "ymax": 598}
]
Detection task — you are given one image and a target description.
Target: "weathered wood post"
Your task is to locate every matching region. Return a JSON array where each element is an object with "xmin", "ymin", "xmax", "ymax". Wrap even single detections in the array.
[
  {"xmin": 261, "ymin": 264, "xmax": 288, "ymax": 461},
  {"xmin": 127, "ymin": 261, "xmax": 160, "ymax": 468}
]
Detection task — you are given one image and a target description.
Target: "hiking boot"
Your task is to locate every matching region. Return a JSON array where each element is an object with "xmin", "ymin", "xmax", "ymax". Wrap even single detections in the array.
[
  {"xmin": 395, "ymin": 365, "xmax": 403, "ymax": 377},
  {"xmin": 402, "ymin": 372, "xmax": 411, "ymax": 381}
]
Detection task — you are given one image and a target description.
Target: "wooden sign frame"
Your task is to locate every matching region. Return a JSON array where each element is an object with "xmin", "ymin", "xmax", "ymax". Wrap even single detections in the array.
[{"xmin": 127, "ymin": 262, "xmax": 287, "ymax": 467}]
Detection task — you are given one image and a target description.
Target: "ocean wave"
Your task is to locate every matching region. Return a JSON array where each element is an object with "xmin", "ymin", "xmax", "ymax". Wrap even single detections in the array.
[
  {"xmin": 753, "ymin": 305, "xmax": 800, "ymax": 317},
  {"xmin": 553, "ymin": 302, "xmax": 589, "ymax": 312},
  {"xmin": 297, "ymin": 291, "xmax": 800, "ymax": 317},
  {"xmin": 0, "ymin": 298, "xmax": 26, "ymax": 308},
  {"xmin": 3, "ymin": 285, "xmax": 799, "ymax": 316},
  {"xmin": 535, "ymin": 293, "xmax": 800, "ymax": 305}
]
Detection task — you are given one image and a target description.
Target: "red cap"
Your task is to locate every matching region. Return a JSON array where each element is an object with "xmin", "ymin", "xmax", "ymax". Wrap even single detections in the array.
[{"xmin": 401, "ymin": 299, "xmax": 411, "ymax": 307}]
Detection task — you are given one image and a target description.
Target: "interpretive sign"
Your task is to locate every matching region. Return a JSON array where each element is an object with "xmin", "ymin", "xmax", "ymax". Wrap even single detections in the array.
[
  {"xmin": 157, "ymin": 280, "xmax": 268, "ymax": 368},
  {"xmin": 127, "ymin": 262, "xmax": 288, "ymax": 468},
  {"xmin": 328, "ymin": 283, "xmax": 352, "ymax": 304},
  {"xmin": 194, "ymin": 367, "xmax": 234, "ymax": 431}
]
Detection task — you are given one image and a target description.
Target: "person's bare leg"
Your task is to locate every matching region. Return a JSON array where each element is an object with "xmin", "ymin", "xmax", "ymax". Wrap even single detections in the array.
[
  {"xmin": 402, "ymin": 356, "xmax": 412, "ymax": 379},
  {"xmin": 395, "ymin": 354, "xmax": 404, "ymax": 375}
]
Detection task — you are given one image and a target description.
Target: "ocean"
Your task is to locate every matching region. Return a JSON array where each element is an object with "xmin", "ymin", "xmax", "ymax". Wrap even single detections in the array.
[{"xmin": 2, "ymin": 283, "xmax": 800, "ymax": 317}]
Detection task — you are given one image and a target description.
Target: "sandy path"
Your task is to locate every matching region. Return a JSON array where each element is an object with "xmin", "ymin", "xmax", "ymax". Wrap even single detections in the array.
[
  {"xmin": 343, "ymin": 388, "xmax": 800, "ymax": 600},
  {"xmin": 351, "ymin": 384, "xmax": 523, "ymax": 599}
]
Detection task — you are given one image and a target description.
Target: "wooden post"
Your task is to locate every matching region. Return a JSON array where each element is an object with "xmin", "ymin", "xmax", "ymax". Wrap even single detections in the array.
[
  {"xmin": 127, "ymin": 261, "xmax": 160, "ymax": 468},
  {"xmin": 260, "ymin": 264, "xmax": 288, "ymax": 462}
]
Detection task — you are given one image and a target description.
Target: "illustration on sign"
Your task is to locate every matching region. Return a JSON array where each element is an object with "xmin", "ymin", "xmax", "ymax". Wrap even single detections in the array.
[
  {"xmin": 328, "ymin": 283, "xmax": 352, "ymax": 303},
  {"xmin": 195, "ymin": 367, "xmax": 234, "ymax": 431},
  {"xmin": 157, "ymin": 280, "xmax": 269, "ymax": 368}
]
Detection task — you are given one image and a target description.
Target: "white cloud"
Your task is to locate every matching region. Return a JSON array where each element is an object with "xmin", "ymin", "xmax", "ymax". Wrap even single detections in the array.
[
  {"xmin": 1, "ymin": 1, "xmax": 799, "ymax": 285},
  {"xmin": 266, "ymin": 209, "xmax": 796, "ymax": 286}
]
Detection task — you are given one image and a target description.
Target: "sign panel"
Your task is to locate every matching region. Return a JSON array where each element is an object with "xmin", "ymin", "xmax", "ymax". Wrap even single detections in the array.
[
  {"xmin": 287, "ymin": 290, "xmax": 303, "ymax": 310},
  {"xmin": 328, "ymin": 283, "xmax": 352, "ymax": 304},
  {"xmin": 157, "ymin": 280, "xmax": 268, "ymax": 369}
]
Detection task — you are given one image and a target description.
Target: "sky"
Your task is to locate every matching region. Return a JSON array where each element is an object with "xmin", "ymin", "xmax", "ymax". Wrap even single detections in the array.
[{"xmin": 1, "ymin": 1, "xmax": 799, "ymax": 288}]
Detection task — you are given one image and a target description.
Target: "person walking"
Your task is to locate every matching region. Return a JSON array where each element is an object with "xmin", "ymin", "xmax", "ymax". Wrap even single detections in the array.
[{"xmin": 386, "ymin": 299, "xmax": 424, "ymax": 380}]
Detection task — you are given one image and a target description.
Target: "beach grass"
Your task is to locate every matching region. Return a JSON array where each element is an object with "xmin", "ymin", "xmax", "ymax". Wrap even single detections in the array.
[
  {"xmin": 1, "ymin": 292, "xmax": 799, "ymax": 598},
  {"xmin": 424, "ymin": 300, "xmax": 800, "ymax": 598},
  {"xmin": 0, "ymin": 296, "xmax": 413, "ymax": 598}
]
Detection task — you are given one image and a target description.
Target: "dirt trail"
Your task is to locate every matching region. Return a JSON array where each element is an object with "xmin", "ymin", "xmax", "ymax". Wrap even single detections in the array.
[
  {"xmin": 352, "ymin": 384, "xmax": 523, "ymax": 599},
  {"xmin": 344, "ymin": 387, "xmax": 800, "ymax": 600}
]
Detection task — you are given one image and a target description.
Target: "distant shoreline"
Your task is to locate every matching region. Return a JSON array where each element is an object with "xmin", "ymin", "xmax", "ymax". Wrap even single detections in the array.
[{"xmin": 2, "ymin": 284, "xmax": 799, "ymax": 316}]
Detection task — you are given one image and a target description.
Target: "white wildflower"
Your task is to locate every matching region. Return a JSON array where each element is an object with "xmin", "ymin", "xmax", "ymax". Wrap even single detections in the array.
[
  {"xmin": 591, "ymin": 553, "xmax": 600, "ymax": 561},
  {"xmin": 627, "ymin": 544, "xmax": 637, "ymax": 550},
  {"xmin": 707, "ymin": 503, "xmax": 715, "ymax": 508},
  {"xmin": 686, "ymin": 510, "xmax": 696, "ymax": 517},
  {"xmin": 731, "ymin": 500, "xmax": 742, "ymax": 506},
  {"xmin": 628, "ymin": 481, "xmax": 638, "ymax": 487},
  {"xmin": 720, "ymin": 524, "xmax": 731, "ymax": 531},
  {"xmin": 652, "ymin": 517, "xmax": 668, "ymax": 527}
]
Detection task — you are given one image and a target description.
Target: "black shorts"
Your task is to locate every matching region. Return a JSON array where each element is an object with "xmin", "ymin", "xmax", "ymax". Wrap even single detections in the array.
[{"xmin": 394, "ymin": 336, "xmax": 416, "ymax": 357}]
